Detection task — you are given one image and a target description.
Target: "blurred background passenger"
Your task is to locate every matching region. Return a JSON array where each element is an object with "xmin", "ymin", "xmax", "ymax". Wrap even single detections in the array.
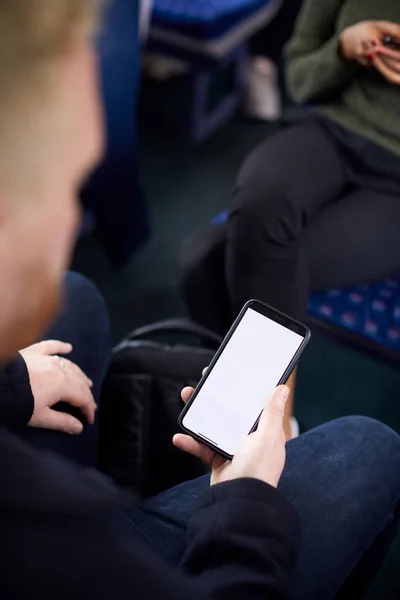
[{"xmin": 183, "ymin": 1, "xmax": 400, "ymax": 439}]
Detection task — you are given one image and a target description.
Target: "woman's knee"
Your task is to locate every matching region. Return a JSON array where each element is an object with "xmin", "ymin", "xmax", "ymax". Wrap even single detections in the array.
[{"xmin": 230, "ymin": 143, "xmax": 300, "ymax": 247}]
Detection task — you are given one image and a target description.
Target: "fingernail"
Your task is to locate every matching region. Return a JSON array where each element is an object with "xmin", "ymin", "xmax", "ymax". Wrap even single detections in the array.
[
  {"xmin": 372, "ymin": 40, "xmax": 377, "ymax": 46},
  {"xmin": 368, "ymin": 53, "xmax": 374, "ymax": 62}
]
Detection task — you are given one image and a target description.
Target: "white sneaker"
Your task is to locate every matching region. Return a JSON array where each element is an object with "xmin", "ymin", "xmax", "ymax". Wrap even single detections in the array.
[
  {"xmin": 290, "ymin": 417, "xmax": 300, "ymax": 440},
  {"xmin": 243, "ymin": 56, "xmax": 281, "ymax": 121}
]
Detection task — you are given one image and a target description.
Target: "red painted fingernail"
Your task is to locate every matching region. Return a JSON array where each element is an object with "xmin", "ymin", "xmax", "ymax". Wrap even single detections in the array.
[
  {"xmin": 371, "ymin": 40, "xmax": 377, "ymax": 46},
  {"xmin": 368, "ymin": 53, "xmax": 374, "ymax": 62}
]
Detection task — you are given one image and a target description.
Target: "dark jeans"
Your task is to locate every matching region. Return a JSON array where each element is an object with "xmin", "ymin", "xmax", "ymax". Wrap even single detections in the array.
[
  {"xmin": 14, "ymin": 271, "xmax": 400, "ymax": 599},
  {"xmin": 226, "ymin": 115, "xmax": 400, "ymax": 321},
  {"xmin": 127, "ymin": 418, "xmax": 400, "ymax": 600}
]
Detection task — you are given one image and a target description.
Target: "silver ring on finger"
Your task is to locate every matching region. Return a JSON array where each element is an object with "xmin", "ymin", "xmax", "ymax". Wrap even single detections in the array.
[{"xmin": 54, "ymin": 355, "xmax": 66, "ymax": 369}]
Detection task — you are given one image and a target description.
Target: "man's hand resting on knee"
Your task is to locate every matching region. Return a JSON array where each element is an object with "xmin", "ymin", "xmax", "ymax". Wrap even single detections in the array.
[
  {"xmin": 20, "ymin": 341, "xmax": 96, "ymax": 435},
  {"xmin": 174, "ymin": 384, "xmax": 289, "ymax": 488}
]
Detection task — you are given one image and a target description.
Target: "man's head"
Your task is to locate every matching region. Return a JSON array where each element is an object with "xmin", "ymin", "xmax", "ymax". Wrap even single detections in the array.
[{"xmin": 0, "ymin": 1, "xmax": 104, "ymax": 360}]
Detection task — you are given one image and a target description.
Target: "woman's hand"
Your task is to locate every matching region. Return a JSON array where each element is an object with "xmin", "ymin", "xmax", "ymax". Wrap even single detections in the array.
[
  {"xmin": 339, "ymin": 21, "xmax": 400, "ymax": 67},
  {"xmin": 370, "ymin": 45, "xmax": 400, "ymax": 84},
  {"xmin": 173, "ymin": 384, "xmax": 289, "ymax": 488}
]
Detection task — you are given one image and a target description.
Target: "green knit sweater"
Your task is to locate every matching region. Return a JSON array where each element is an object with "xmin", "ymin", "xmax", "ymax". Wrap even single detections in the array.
[{"xmin": 285, "ymin": 0, "xmax": 400, "ymax": 157}]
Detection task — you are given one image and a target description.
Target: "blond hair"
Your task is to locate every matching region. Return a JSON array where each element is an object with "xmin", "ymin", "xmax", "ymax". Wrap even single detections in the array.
[
  {"xmin": 0, "ymin": 1, "xmax": 99, "ymax": 65},
  {"xmin": 0, "ymin": 1, "xmax": 102, "ymax": 207}
]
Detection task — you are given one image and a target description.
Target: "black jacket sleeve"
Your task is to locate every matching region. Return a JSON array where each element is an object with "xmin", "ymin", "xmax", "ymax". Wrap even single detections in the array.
[
  {"xmin": 0, "ymin": 428, "xmax": 301, "ymax": 600},
  {"xmin": 0, "ymin": 354, "xmax": 34, "ymax": 426},
  {"xmin": 182, "ymin": 478, "xmax": 300, "ymax": 599}
]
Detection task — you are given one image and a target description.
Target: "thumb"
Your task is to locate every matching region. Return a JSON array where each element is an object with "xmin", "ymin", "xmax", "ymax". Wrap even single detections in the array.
[
  {"xmin": 257, "ymin": 386, "xmax": 290, "ymax": 436},
  {"xmin": 34, "ymin": 340, "xmax": 73, "ymax": 356},
  {"xmin": 41, "ymin": 409, "xmax": 84, "ymax": 435},
  {"xmin": 379, "ymin": 21, "xmax": 400, "ymax": 37}
]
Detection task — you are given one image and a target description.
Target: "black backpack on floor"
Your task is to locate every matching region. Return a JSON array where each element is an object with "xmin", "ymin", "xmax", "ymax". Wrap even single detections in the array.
[{"xmin": 99, "ymin": 319, "xmax": 222, "ymax": 499}]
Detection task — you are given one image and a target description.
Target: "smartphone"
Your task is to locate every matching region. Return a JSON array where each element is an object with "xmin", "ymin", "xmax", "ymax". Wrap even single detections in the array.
[
  {"xmin": 178, "ymin": 299, "xmax": 311, "ymax": 459},
  {"xmin": 384, "ymin": 36, "xmax": 400, "ymax": 50}
]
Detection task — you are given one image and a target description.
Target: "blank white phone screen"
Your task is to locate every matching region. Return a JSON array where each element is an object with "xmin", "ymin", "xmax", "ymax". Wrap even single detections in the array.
[{"xmin": 182, "ymin": 308, "xmax": 304, "ymax": 456}]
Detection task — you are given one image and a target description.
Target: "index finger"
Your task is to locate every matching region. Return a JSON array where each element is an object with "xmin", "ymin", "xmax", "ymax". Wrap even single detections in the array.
[
  {"xmin": 378, "ymin": 21, "xmax": 400, "ymax": 39},
  {"xmin": 181, "ymin": 387, "xmax": 194, "ymax": 404},
  {"xmin": 181, "ymin": 366, "xmax": 208, "ymax": 404},
  {"xmin": 33, "ymin": 340, "xmax": 73, "ymax": 356}
]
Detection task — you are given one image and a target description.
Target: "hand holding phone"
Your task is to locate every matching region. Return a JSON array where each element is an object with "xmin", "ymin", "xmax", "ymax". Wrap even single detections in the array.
[
  {"xmin": 174, "ymin": 384, "xmax": 289, "ymax": 488},
  {"xmin": 340, "ymin": 22, "xmax": 400, "ymax": 66},
  {"xmin": 178, "ymin": 300, "xmax": 310, "ymax": 459}
]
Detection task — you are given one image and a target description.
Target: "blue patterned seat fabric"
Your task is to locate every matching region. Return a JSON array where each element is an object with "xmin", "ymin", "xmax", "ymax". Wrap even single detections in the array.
[
  {"xmin": 212, "ymin": 210, "xmax": 400, "ymax": 355},
  {"xmin": 308, "ymin": 279, "xmax": 400, "ymax": 353},
  {"xmin": 152, "ymin": 0, "xmax": 270, "ymax": 39}
]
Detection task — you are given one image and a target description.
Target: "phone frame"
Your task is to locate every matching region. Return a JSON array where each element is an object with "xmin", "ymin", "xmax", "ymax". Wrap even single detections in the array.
[{"xmin": 178, "ymin": 299, "xmax": 311, "ymax": 459}]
